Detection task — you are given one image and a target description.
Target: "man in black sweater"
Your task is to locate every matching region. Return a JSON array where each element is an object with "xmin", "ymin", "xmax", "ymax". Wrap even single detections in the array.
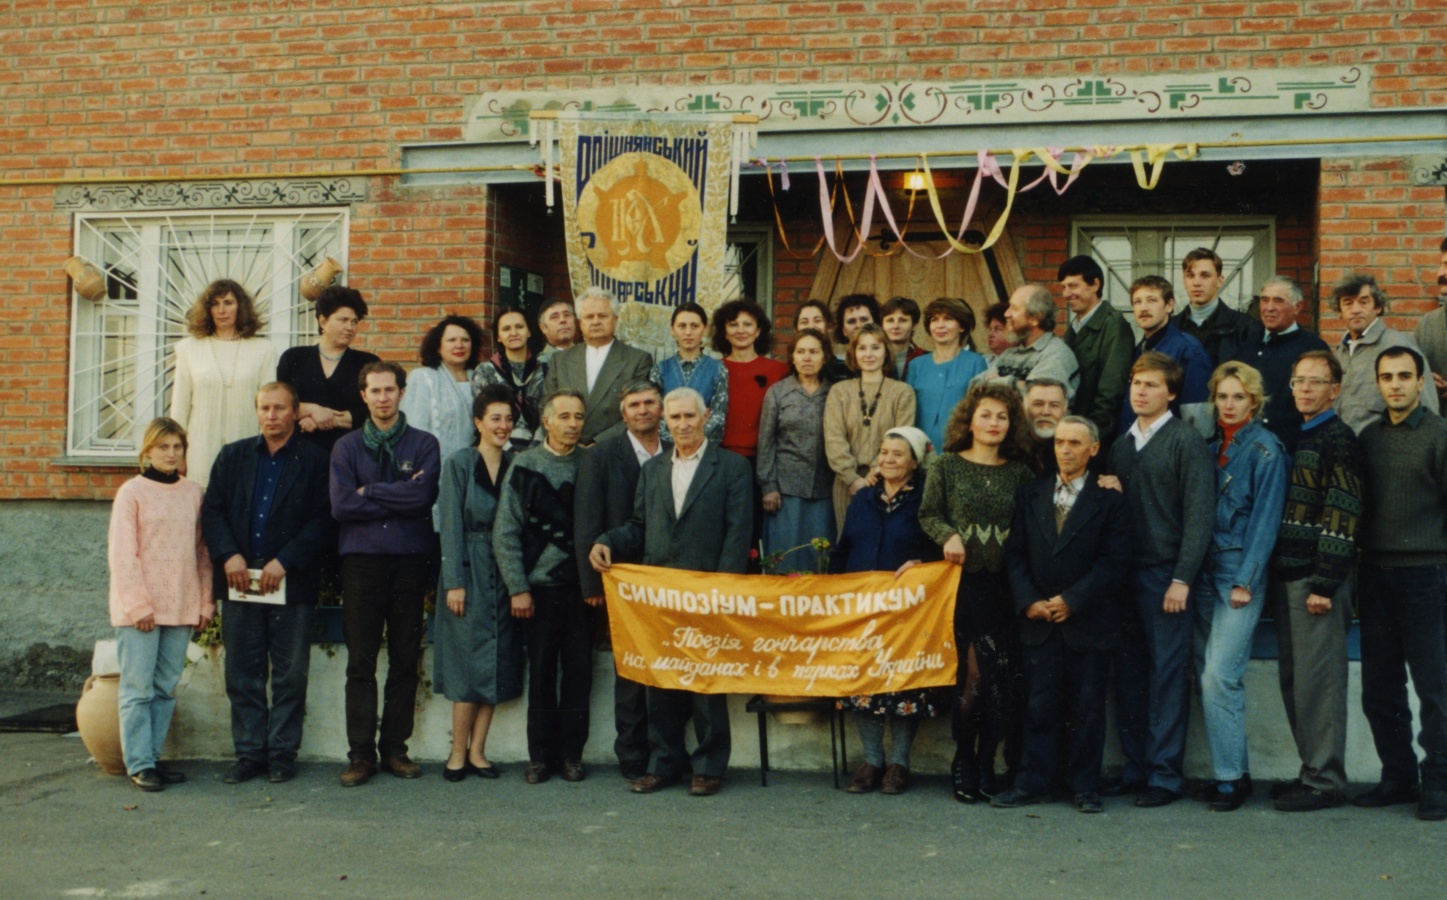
[
  {"xmin": 1173, "ymin": 247, "xmax": 1257, "ymax": 367},
  {"xmin": 1355, "ymin": 346, "xmax": 1447, "ymax": 821},
  {"xmin": 1103, "ymin": 352, "xmax": 1215, "ymax": 808}
]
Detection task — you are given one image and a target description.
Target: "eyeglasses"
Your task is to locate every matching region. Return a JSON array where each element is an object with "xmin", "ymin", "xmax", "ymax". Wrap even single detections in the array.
[{"xmin": 1288, "ymin": 377, "xmax": 1336, "ymax": 388}]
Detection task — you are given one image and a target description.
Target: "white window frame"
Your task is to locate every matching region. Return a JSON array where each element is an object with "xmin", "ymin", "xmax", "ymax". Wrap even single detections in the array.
[
  {"xmin": 723, "ymin": 225, "xmax": 775, "ymax": 317},
  {"xmin": 1070, "ymin": 216, "xmax": 1276, "ymax": 322},
  {"xmin": 66, "ymin": 208, "xmax": 349, "ymax": 461}
]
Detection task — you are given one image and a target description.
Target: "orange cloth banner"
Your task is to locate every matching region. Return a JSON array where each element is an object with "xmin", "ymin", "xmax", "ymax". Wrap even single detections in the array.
[{"xmin": 602, "ymin": 561, "xmax": 959, "ymax": 696}]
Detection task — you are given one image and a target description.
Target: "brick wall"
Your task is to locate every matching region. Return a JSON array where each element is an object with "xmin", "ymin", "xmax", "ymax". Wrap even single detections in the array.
[{"xmin": 1, "ymin": 0, "xmax": 1444, "ymax": 498}]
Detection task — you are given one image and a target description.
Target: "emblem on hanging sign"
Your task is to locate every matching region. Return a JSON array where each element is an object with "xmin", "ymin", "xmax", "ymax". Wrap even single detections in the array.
[{"xmin": 576, "ymin": 153, "xmax": 701, "ymax": 283}]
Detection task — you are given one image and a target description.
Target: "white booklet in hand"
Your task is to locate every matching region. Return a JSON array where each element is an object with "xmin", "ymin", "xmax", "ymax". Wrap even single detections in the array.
[{"xmin": 229, "ymin": 568, "xmax": 285, "ymax": 605}]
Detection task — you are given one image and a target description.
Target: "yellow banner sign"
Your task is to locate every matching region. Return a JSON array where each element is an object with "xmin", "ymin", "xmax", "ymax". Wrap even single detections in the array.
[{"xmin": 602, "ymin": 561, "xmax": 960, "ymax": 696}]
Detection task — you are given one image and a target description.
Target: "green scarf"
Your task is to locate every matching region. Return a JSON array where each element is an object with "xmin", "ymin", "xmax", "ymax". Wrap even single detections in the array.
[{"xmin": 362, "ymin": 412, "xmax": 409, "ymax": 478}]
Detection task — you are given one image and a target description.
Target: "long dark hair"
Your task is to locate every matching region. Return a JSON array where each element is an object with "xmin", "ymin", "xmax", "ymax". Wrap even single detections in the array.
[
  {"xmin": 420, "ymin": 314, "xmax": 485, "ymax": 368},
  {"xmin": 942, "ymin": 380, "xmax": 1035, "ymax": 465}
]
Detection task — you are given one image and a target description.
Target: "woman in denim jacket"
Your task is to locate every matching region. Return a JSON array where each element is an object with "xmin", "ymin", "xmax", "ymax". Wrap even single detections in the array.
[{"xmin": 1195, "ymin": 361, "xmax": 1289, "ymax": 811}]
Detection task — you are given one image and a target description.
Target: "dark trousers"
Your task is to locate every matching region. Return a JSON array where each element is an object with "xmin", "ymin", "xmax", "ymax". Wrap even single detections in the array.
[
  {"xmin": 615, "ymin": 670, "xmax": 650, "ymax": 776},
  {"xmin": 646, "ymin": 687, "xmax": 731, "ymax": 779},
  {"xmin": 1017, "ymin": 632, "xmax": 1109, "ymax": 796},
  {"xmin": 524, "ymin": 583, "xmax": 594, "ymax": 764},
  {"xmin": 1359, "ymin": 563, "xmax": 1447, "ymax": 789},
  {"xmin": 341, "ymin": 554, "xmax": 429, "ymax": 762},
  {"xmin": 222, "ymin": 599, "xmax": 315, "ymax": 764},
  {"xmin": 1111, "ymin": 596, "xmax": 1151, "ymax": 784},
  {"xmin": 1128, "ymin": 564, "xmax": 1193, "ymax": 792}
]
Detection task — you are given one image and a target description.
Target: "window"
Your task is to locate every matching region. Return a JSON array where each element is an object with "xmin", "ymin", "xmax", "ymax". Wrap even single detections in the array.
[
  {"xmin": 1070, "ymin": 217, "xmax": 1275, "ymax": 325},
  {"xmin": 722, "ymin": 226, "xmax": 775, "ymax": 316},
  {"xmin": 67, "ymin": 209, "xmax": 348, "ymax": 459}
]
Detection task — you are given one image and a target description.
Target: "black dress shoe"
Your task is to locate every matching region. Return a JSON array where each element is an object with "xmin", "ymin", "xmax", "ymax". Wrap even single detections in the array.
[
  {"xmin": 989, "ymin": 786, "xmax": 1043, "ymax": 809},
  {"xmin": 1074, "ymin": 792, "xmax": 1103, "ymax": 814},
  {"xmin": 155, "ymin": 762, "xmax": 186, "ymax": 785},
  {"xmin": 1209, "ymin": 777, "xmax": 1251, "ymax": 812},
  {"xmin": 524, "ymin": 762, "xmax": 552, "ymax": 784},
  {"xmin": 1099, "ymin": 777, "xmax": 1145, "ymax": 797},
  {"xmin": 223, "ymin": 758, "xmax": 267, "ymax": 785},
  {"xmin": 474, "ymin": 763, "xmax": 502, "ymax": 780},
  {"xmin": 1274, "ymin": 785, "xmax": 1345, "ymax": 812},
  {"xmin": 1417, "ymin": 789, "xmax": 1447, "ymax": 821},
  {"xmin": 561, "ymin": 760, "xmax": 588, "ymax": 782},
  {"xmin": 267, "ymin": 762, "xmax": 297, "ymax": 784},
  {"xmin": 1134, "ymin": 786, "xmax": 1181, "ymax": 808},
  {"xmin": 130, "ymin": 768, "xmax": 164, "ymax": 792},
  {"xmin": 1269, "ymin": 778, "xmax": 1304, "ymax": 801},
  {"xmin": 442, "ymin": 761, "xmax": 474, "ymax": 783},
  {"xmin": 1353, "ymin": 780, "xmax": 1421, "ymax": 808}
]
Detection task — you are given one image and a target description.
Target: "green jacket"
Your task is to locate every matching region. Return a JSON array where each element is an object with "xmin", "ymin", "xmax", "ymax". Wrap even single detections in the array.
[{"xmin": 1065, "ymin": 301, "xmax": 1135, "ymax": 441}]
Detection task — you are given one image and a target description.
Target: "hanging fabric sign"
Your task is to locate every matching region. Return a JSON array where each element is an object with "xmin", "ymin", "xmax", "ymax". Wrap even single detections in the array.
[{"xmin": 533, "ymin": 111, "xmax": 756, "ymax": 330}]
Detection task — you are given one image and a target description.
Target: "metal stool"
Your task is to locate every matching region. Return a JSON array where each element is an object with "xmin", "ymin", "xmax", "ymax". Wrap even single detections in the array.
[{"xmin": 744, "ymin": 695, "xmax": 848, "ymax": 788}]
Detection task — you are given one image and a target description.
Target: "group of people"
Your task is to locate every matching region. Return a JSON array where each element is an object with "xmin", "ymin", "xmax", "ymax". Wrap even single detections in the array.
[{"xmin": 105, "ymin": 237, "xmax": 1447, "ymax": 821}]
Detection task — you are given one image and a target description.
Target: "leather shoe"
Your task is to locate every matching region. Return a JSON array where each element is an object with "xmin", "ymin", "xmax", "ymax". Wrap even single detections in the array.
[
  {"xmin": 689, "ymin": 775, "xmax": 722, "ymax": 796},
  {"xmin": 1209, "ymin": 777, "xmax": 1251, "ymax": 812},
  {"xmin": 620, "ymin": 764, "xmax": 648, "ymax": 781},
  {"xmin": 1074, "ymin": 792, "xmax": 1103, "ymax": 814},
  {"xmin": 990, "ymin": 786, "xmax": 1043, "ymax": 809},
  {"xmin": 267, "ymin": 762, "xmax": 297, "ymax": 784},
  {"xmin": 880, "ymin": 764, "xmax": 910, "ymax": 795},
  {"xmin": 561, "ymin": 760, "xmax": 587, "ymax": 782},
  {"xmin": 847, "ymin": 763, "xmax": 883, "ymax": 794},
  {"xmin": 223, "ymin": 758, "xmax": 267, "ymax": 785},
  {"xmin": 1353, "ymin": 780, "xmax": 1421, "ymax": 808},
  {"xmin": 381, "ymin": 755, "xmax": 422, "ymax": 779},
  {"xmin": 524, "ymin": 762, "xmax": 552, "ymax": 784},
  {"xmin": 129, "ymin": 768, "xmax": 164, "ymax": 792},
  {"xmin": 1134, "ymin": 786, "xmax": 1181, "ymax": 808},
  {"xmin": 1274, "ymin": 785, "xmax": 1345, "ymax": 812},
  {"xmin": 340, "ymin": 759, "xmax": 377, "ymax": 787},
  {"xmin": 1269, "ymin": 778, "xmax": 1304, "ymax": 800},
  {"xmin": 155, "ymin": 762, "xmax": 186, "ymax": 785},
  {"xmin": 1417, "ymin": 789, "xmax": 1447, "ymax": 821},
  {"xmin": 474, "ymin": 763, "xmax": 502, "ymax": 780},
  {"xmin": 630, "ymin": 772, "xmax": 680, "ymax": 794},
  {"xmin": 1099, "ymin": 777, "xmax": 1145, "ymax": 797},
  {"xmin": 442, "ymin": 761, "xmax": 474, "ymax": 783}
]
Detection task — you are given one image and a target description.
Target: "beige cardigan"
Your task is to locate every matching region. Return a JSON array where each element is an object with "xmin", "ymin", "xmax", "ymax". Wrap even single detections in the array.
[{"xmin": 822, "ymin": 377, "xmax": 916, "ymax": 532}]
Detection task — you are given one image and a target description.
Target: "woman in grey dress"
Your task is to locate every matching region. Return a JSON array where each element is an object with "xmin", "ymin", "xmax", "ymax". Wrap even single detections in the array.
[{"xmin": 434, "ymin": 384, "xmax": 524, "ymax": 781}]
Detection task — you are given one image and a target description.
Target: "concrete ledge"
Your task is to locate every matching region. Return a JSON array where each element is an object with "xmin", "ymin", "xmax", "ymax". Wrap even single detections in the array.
[{"xmin": 165, "ymin": 646, "xmax": 1394, "ymax": 782}]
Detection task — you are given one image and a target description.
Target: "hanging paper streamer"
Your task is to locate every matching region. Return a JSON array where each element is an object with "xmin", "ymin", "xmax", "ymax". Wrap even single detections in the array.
[{"xmin": 1128, "ymin": 143, "xmax": 1199, "ymax": 189}]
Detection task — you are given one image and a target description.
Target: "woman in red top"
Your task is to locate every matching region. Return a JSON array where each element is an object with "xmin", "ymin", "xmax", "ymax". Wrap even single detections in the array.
[{"xmin": 712, "ymin": 299, "xmax": 788, "ymax": 560}]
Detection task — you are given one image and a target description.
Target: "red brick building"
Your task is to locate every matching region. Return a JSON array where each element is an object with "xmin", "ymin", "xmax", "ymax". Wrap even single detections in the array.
[{"xmin": 0, "ymin": 1, "xmax": 1443, "ymax": 675}]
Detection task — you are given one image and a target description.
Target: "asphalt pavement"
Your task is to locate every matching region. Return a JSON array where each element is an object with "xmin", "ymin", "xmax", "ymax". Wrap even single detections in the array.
[{"xmin": 4, "ymin": 723, "xmax": 1447, "ymax": 898}]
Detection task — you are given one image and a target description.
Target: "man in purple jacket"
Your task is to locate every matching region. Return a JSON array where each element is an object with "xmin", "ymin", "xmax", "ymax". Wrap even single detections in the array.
[{"xmin": 330, "ymin": 360, "xmax": 440, "ymax": 787}]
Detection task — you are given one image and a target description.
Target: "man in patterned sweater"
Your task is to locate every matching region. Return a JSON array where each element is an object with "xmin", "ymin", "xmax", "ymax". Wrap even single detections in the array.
[
  {"xmin": 494, "ymin": 389, "xmax": 590, "ymax": 785},
  {"xmin": 1268, "ymin": 350, "xmax": 1361, "ymax": 812}
]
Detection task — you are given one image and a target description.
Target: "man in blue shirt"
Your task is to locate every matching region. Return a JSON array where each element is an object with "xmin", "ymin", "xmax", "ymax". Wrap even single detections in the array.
[
  {"xmin": 1120, "ymin": 275, "xmax": 1213, "ymax": 437},
  {"xmin": 202, "ymin": 383, "xmax": 333, "ymax": 785}
]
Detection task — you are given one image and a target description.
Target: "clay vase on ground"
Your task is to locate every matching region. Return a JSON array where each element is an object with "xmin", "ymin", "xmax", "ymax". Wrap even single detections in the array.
[
  {"xmin": 64, "ymin": 256, "xmax": 108, "ymax": 302},
  {"xmin": 76, "ymin": 673, "xmax": 126, "ymax": 775}
]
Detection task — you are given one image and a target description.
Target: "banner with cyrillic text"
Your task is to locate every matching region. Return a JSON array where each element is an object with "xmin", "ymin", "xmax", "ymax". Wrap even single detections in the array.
[{"xmin": 601, "ymin": 561, "xmax": 959, "ymax": 696}]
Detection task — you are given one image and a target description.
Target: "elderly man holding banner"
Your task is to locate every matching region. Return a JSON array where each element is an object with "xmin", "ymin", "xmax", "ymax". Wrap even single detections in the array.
[{"xmin": 589, "ymin": 386, "xmax": 754, "ymax": 797}]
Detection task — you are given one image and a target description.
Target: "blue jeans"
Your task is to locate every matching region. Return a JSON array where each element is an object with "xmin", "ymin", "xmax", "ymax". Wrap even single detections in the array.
[
  {"xmin": 1359, "ymin": 563, "xmax": 1447, "ymax": 789},
  {"xmin": 1193, "ymin": 549, "xmax": 1266, "ymax": 781},
  {"xmin": 115, "ymin": 625, "xmax": 192, "ymax": 775},
  {"xmin": 222, "ymin": 599, "xmax": 315, "ymax": 764},
  {"xmin": 1133, "ymin": 564, "xmax": 1194, "ymax": 793}
]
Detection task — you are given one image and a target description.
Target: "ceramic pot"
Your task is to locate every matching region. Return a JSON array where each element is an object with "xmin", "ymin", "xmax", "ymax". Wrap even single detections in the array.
[
  {"xmin": 300, "ymin": 257, "xmax": 343, "ymax": 301},
  {"xmin": 76, "ymin": 673, "xmax": 127, "ymax": 775},
  {"xmin": 64, "ymin": 256, "xmax": 108, "ymax": 302}
]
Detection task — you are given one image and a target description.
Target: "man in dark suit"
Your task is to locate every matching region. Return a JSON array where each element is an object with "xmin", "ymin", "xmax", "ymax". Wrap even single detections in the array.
[
  {"xmin": 575, "ymin": 379, "xmax": 665, "ymax": 780},
  {"xmin": 542, "ymin": 286, "xmax": 654, "ymax": 445},
  {"xmin": 990, "ymin": 416, "xmax": 1130, "ymax": 814},
  {"xmin": 202, "ymin": 382, "xmax": 334, "ymax": 785},
  {"xmin": 588, "ymin": 386, "xmax": 753, "ymax": 796}
]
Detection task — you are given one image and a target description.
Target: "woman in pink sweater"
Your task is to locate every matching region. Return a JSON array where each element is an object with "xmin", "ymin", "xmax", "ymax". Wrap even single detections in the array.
[{"xmin": 107, "ymin": 417, "xmax": 214, "ymax": 792}]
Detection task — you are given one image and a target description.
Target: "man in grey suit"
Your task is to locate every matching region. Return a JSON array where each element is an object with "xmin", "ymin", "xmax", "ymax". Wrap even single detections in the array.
[
  {"xmin": 575, "ymin": 379, "xmax": 666, "ymax": 780},
  {"xmin": 542, "ymin": 286, "xmax": 654, "ymax": 446},
  {"xmin": 589, "ymin": 387, "xmax": 753, "ymax": 797}
]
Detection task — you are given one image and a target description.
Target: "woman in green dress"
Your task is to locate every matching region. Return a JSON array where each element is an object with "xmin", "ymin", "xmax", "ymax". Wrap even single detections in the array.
[
  {"xmin": 434, "ymin": 384, "xmax": 524, "ymax": 781},
  {"xmin": 919, "ymin": 381, "xmax": 1038, "ymax": 803}
]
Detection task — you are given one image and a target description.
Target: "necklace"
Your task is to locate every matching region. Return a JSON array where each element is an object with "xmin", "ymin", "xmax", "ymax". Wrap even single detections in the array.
[
  {"xmin": 858, "ymin": 378, "xmax": 884, "ymax": 427},
  {"xmin": 319, "ymin": 345, "xmax": 344, "ymax": 362},
  {"xmin": 207, "ymin": 337, "xmax": 241, "ymax": 388}
]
